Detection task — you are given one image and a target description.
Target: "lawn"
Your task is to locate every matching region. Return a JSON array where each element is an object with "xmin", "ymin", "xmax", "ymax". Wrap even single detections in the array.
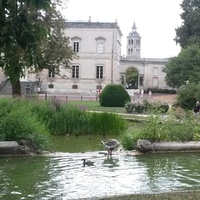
[
  {"xmin": 68, "ymin": 100, "xmax": 127, "ymax": 113},
  {"xmin": 67, "ymin": 100, "xmax": 149, "ymax": 122}
]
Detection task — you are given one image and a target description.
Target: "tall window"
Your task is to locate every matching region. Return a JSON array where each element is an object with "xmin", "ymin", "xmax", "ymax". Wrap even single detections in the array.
[
  {"xmin": 48, "ymin": 67, "xmax": 55, "ymax": 78},
  {"xmin": 97, "ymin": 42, "xmax": 104, "ymax": 53},
  {"xmin": 73, "ymin": 42, "xmax": 79, "ymax": 53},
  {"xmin": 136, "ymin": 49, "xmax": 140, "ymax": 56},
  {"xmin": 153, "ymin": 67, "xmax": 158, "ymax": 76},
  {"xmin": 72, "ymin": 65, "xmax": 79, "ymax": 78},
  {"xmin": 153, "ymin": 77, "xmax": 158, "ymax": 87},
  {"xmin": 96, "ymin": 37, "xmax": 105, "ymax": 54},
  {"xmin": 96, "ymin": 66, "xmax": 103, "ymax": 79}
]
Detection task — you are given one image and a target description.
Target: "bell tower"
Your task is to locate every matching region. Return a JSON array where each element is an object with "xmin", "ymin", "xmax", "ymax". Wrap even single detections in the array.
[{"xmin": 126, "ymin": 22, "xmax": 141, "ymax": 58}]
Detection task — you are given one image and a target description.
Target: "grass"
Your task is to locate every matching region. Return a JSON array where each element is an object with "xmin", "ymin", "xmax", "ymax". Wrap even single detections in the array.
[
  {"xmin": 68, "ymin": 100, "xmax": 127, "ymax": 113},
  {"xmin": 68, "ymin": 100, "xmax": 149, "ymax": 120},
  {"xmin": 67, "ymin": 100, "xmax": 149, "ymax": 122}
]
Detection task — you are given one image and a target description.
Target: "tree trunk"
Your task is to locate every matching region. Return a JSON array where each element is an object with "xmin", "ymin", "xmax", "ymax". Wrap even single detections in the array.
[{"xmin": 11, "ymin": 78, "xmax": 21, "ymax": 97}]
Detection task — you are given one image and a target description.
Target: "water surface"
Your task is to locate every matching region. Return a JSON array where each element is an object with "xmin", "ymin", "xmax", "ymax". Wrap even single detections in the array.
[{"xmin": 1, "ymin": 136, "xmax": 200, "ymax": 199}]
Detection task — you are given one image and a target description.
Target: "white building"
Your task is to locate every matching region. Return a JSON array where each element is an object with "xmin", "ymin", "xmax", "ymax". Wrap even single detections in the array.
[
  {"xmin": 120, "ymin": 22, "xmax": 168, "ymax": 90},
  {"xmin": 0, "ymin": 18, "xmax": 171, "ymax": 95}
]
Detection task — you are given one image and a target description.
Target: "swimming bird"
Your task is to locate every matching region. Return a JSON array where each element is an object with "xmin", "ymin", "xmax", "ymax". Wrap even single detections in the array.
[
  {"xmin": 82, "ymin": 158, "xmax": 94, "ymax": 167},
  {"xmin": 101, "ymin": 139, "xmax": 120, "ymax": 157}
]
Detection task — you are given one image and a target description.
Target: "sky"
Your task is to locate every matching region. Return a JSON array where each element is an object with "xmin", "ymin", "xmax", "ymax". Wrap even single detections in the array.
[{"xmin": 63, "ymin": 0, "xmax": 183, "ymax": 58}]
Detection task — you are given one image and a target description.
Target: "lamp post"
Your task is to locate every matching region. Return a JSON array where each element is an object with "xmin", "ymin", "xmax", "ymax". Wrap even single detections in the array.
[
  {"xmin": 35, "ymin": 74, "xmax": 42, "ymax": 94},
  {"xmin": 26, "ymin": 82, "xmax": 31, "ymax": 97}
]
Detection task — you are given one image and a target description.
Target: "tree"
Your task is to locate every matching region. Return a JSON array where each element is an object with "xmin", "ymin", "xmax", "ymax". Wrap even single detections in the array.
[
  {"xmin": 175, "ymin": 0, "xmax": 200, "ymax": 48},
  {"xmin": 177, "ymin": 82, "xmax": 198, "ymax": 110},
  {"xmin": 0, "ymin": 0, "xmax": 73, "ymax": 97},
  {"xmin": 126, "ymin": 67, "xmax": 138, "ymax": 89},
  {"xmin": 29, "ymin": 2, "xmax": 74, "ymax": 80},
  {"xmin": 163, "ymin": 44, "xmax": 200, "ymax": 88}
]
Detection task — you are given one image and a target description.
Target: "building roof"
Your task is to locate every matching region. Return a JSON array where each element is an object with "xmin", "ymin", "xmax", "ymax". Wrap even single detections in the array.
[
  {"xmin": 128, "ymin": 22, "xmax": 140, "ymax": 38},
  {"xmin": 65, "ymin": 21, "xmax": 123, "ymax": 36}
]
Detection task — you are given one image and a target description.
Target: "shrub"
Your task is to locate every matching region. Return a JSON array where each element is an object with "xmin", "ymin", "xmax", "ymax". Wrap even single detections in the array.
[
  {"xmin": 125, "ymin": 101, "xmax": 134, "ymax": 113},
  {"xmin": 160, "ymin": 104, "xmax": 169, "ymax": 113},
  {"xmin": 133, "ymin": 102, "xmax": 145, "ymax": 113},
  {"xmin": 177, "ymin": 83, "xmax": 197, "ymax": 110},
  {"xmin": 0, "ymin": 108, "xmax": 50, "ymax": 150},
  {"xmin": 120, "ymin": 126, "xmax": 142, "ymax": 150},
  {"xmin": 99, "ymin": 84, "xmax": 131, "ymax": 107},
  {"xmin": 125, "ymin": 100, "xmax": 169, "ymax": 114},
  {"xmin": 146, "ymin": 88, "xmax": 176, "ymax": 94}
]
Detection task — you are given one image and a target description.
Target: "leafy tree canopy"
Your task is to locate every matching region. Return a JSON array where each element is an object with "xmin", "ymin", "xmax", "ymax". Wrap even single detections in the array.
[
  {"xmin": 163, "ymin": 44, "xmax": 200, "ymax": 88},
  {"xmin": 126, "ymin": 67, "xmax": 138, "ymax": 89},
  {"xmin": 175, "ymin": 0, "xmax": 200, "ymax": 48},
  {"xmin": 0, "ymin": 0, "xmax": 74, "ymax": 96}
]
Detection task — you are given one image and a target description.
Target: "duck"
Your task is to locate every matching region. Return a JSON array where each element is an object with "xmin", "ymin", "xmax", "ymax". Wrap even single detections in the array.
[
  {"xmin": 101, "ymin": 139, "xmax": 120, "ymax": 157},
  {"xmin": 82, "ymin": 158, "xmax": 94, "ymax": 167}
]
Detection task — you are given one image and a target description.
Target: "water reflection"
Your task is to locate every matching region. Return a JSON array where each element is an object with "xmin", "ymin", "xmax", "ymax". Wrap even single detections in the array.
[
  {"xmin": 1, "ymin": 152, "xmax": 200, "ymax": 199},
  {"xmin": 103, "ymin": 158, "xmax": 119, "ymax": 168}
]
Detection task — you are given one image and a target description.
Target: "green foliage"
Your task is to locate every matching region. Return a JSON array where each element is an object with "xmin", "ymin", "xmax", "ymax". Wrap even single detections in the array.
[
  {"xmin": 146, "ymin": 88, "xmax": 176, "ymax": 94},
  {"xmin": 89, "ymin": 112, "xmax": 127, "ymax": 136},
  {"xmin": 126, "ymin": 68, "xmax": 138, "ymax": 89},
  {"xmin": 175, "ymin": 0, "xmax": 200, "ymax": 48},
  {"xmin": 125, "ymin": 100, "xmax": 169, "ymax": 114},
  {"xmin": 133, "ymin": 102, "xmax": 145, "ymax": 113},
  {"xmin": 120, "ymin": 126, "xmax": 142, "ymax": 150},
  {"xmin": 140, "ymin": 116, "xmax": 169, "ymax": 142},
  {"xmin": 0, "ymin": 0, "xmax": 74, "ymax": 96},
  {"xmin": 121, "ymin": 113, "xmax": 200, "ymax": 150},
  {"xmin": 0, "ymin": 98, "xmax": 127, "ymax": 150},
  {"xmin": 100, "ymin": 84, "xmax": 131, "ymax": 107},
  {"xmin": 125, "ymin": 101, "xmax": 134, "ymax": 113},
  {"xmin": 0, "ymin": 104, "xmax": 50, "ymax": 150},
  {"xmin": 163, "ymin": 45, "xmax": 200, "ymax": 88},
  {"xmin": 177, "ymin": 82, "xmax": 198, "ymax": 109}
]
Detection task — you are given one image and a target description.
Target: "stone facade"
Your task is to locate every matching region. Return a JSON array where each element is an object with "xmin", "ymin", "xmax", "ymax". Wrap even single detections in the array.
[{"xmin": 0, "ymin": 19, "xmax": 171, "ymax": 95}]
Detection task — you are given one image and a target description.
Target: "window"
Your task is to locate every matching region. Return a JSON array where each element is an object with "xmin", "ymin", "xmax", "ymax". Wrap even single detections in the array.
[
  {"xmin": 131, "ymin": 49, "xmax": 133, "ymax": 55},
  {"xmin": 97, "ymin": 42, "xmax": 104, "ymax": 53},
  {"xmin": 153, "ymin": 77, "xmax": 158, "ymax": 87},
  {"xmin": 96, "ymin": 85, "xmax": 102, "ymax": 90},
  {"xmin": 96, "ymin": 66, "xmax": 103, "ymax": 79},
  {"xmin": 48, "ymin": 67, "xmax": 55, "ymax": 78},
  {"xmin": 136, "ymin": 49, "xmax": 140, "ymax": 56},
  {"xmin": 73, "ymin": 42, "xmax": 79, "ymax": 53},
  {"xmin": 72, "ymin": 85, "xmax": 78, "ymax": 89},
  {"xmin": 96, "ymin": 37, "xmax": 105, "ymax": 54},
  {"xmin": 71, "ymin": 36, "xmax": 81, "ymax": 53},
  {"xmin": 72, "ymin": 65, "xmax": 79, "ymax": 78},
  {"xmin": 153, "ymin": 67, "xmax": 158, "ymax": 76},
  {"xmin": 139, "ymin": 76, "xmax": 144, "ymax": 86},
  {"xmin": 48, "ymin": 84, "xmax": 54, "ymax": 88},
  {"xmin": 136, "ymin": 39, "xmax": 140, "ymax": 47}
]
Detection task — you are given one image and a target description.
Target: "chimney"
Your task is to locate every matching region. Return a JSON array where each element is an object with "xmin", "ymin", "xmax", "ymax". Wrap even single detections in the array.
[{"xmin": 89, "ymin": 16, "xmax": 91, "ymax": 22}]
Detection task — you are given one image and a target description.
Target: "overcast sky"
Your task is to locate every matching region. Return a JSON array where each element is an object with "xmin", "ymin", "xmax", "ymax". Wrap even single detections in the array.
[{"xmin": 63, "ymin": 0, "xmax": 183, "ymax": 58}]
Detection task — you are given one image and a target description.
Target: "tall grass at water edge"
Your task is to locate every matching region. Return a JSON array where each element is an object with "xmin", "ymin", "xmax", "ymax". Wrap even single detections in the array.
[
  {"xmin": 0, "ymin": 98, "xmax": 50, "ymax": 150},
  {"xmin": 121, "ymin": 112, "xmax": 200, "ymax": 150},
  {"xmin": 0, "ymin": 98, "xmax": 126, "ymax": 141}
]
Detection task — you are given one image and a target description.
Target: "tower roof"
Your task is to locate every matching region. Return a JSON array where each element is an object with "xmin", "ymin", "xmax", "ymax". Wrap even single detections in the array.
[{"xmin": 128, "ymin": 22, "xmax": 140, "ymax": 37}]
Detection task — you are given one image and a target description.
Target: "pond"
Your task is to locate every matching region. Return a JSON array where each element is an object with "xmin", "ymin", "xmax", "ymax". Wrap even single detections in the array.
[{"xmin": 1, "ymin": 135, "xmax": 200, "ymax": 199}]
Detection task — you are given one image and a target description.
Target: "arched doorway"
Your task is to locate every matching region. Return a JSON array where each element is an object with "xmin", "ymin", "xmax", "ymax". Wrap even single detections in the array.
[{"xmin": 125, "ymin": 67, "xmax": 138, "ymax": 89}]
